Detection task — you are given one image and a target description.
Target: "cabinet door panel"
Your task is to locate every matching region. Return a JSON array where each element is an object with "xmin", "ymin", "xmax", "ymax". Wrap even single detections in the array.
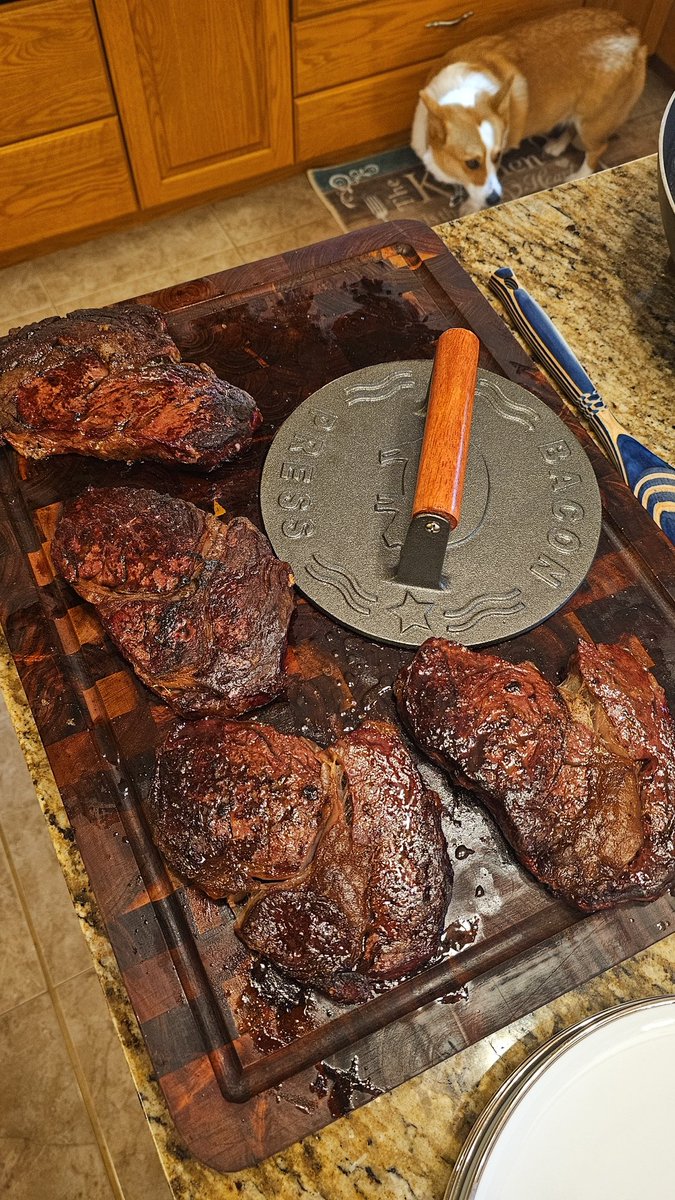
[
  {"xmin": 0, "ymin": 119, "xmax": 137, "ymax": 261},
  {"xmin": 0, "ymin": 0, "xmax": 114, "ymax": 148},
  {"xmin": 96, "ymin": 0, "xmax": 293, "ymax": 207}
]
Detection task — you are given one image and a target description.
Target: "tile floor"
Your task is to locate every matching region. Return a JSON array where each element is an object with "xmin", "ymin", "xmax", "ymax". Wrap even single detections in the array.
[{"xmin": 0, "ymin": 65, "xmax": 670, "ymax": 1198}]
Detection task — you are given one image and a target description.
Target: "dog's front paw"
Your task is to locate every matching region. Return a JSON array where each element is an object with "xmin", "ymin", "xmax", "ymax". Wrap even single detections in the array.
[
  {"xmin": 458, "ymin": 197, "xmax": 483, "ymax": 217},
  {"xmin": 543, "ymin": 127, "xmax": 573, "ymax": 157}
]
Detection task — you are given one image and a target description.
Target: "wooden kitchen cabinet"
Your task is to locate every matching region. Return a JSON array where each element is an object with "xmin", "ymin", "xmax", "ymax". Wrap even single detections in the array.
[
  {"xmin": 0, "ymin": 0, "xmax": 114, "ymax": 147},
  {"xmin": 656, "ymin": 0, "xmax": 675, "ymax": 68},
  {"xmin": 0, "ymin": 119, "xmax": 137, "ymax": 259},
  {"xmin": 0, "ymin": 0, "xmax": 137, "ymax": 263},
  {"xmin": 293, "ymin": 0, "xmax": 674, "ymax": 165},
  {"xmin": 294, "ymin": 0, "xmax": 572, "ymax": 96},
  {"xmin": 2, "ymin": 0, "xmax": 673, "ymax": 263},
  {"xmin": 95, "ymin": 0, "xmax": 294, "ymax": 208},
  {"xmin": 293, "ymin": 0, "xmax": 570, "ymax": 163}
]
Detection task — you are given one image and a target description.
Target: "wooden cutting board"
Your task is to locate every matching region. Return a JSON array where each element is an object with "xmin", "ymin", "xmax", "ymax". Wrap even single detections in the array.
[{"xmin": 0, "ymin": 221, "xmax": 674, "ymax": 1173}]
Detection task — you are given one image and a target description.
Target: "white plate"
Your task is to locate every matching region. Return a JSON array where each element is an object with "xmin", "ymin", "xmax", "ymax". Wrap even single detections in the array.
[
  {"xmin": 445, "ymin": 1019, "xmax": 590, "ymax": 1199},
  {"xmin": 466, "ymin": 997, "xmax": 675, "ymax": 1200}
]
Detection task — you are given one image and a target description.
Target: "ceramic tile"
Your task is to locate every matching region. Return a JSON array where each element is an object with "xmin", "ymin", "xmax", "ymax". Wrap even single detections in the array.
[
  {"xmin": 0, "ymin": 838, "xmax": 45, "ymax": 1015},
  {"xmin": 602, "ymin": 114, "xmax": 661, "ymax": 168},
  {"xmin": 58, "ymin": 248, "xmax": 245, "ymax": 311},
  {"xmin": 61, "ymin": 243, "xmax": 242, "ymax": 307},
  {"xmin": 58, "ymin": 969, "xmax": 173, "ymax": 1200},
  {"xmin": 0, "ymin": 262, "xmax": 53, "ymax": 328},
  {"xmin": 631, "ymin": 68, "xmax": 673, "ymax": 120},
  {"xmin": 0, "ymin": 307, "xmax": 57, "ymax": 339},
  {"xmin": 0, "ymin": 991, "xmax": 115, "ymax": 1200},
  {"xmin": 236, "ymin": 215, "xmax": 345, "ymax": 262},
  {"xmin": 34, "ymin": 205, "xmax": 238, "ymax": 309},
  {"xmin": 210, "ymin": 173, "xmax": 333, "ymax": 246},
  {"xmin": 0, "ymin": 700, "xmax": 92, "ymax": 984}
]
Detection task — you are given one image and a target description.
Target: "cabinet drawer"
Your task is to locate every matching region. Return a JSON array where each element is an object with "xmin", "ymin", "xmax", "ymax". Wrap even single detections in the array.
[
  {"xmin": 295, "ymin": 58, "xmax": 433, "ymax": 162},
  {"xmin": 0, "ymin": 118, "xmax": 137, "ymax": 260},
  {"xmin": 293, "ymin": 0, "xmax": 366, "ymax": 18},
  {"xmin": 294, "ymin": 0, "xmax": 568, "ymax": 95},
  {"xmin": 0, "ymin": 0, "xmax": 114, "ymax": 148},
  {"xmin": 96, "ymin": 0, "xmax": 294, "ymax": 209}
]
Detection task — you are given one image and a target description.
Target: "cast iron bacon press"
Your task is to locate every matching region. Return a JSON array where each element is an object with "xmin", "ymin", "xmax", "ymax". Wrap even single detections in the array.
[{"xmin": 261, "ymin": 328, "xmax": 602, "ymax": 648}]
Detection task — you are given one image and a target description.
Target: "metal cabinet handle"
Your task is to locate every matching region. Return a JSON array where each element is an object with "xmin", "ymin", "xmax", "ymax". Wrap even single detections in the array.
[{"xmin": 426, "ymin": 11, "xmax": 474, "ymax": 28}]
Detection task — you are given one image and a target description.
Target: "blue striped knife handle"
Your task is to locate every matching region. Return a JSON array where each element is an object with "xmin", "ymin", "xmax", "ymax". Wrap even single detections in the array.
[{"xmin": 489, "ymin": 266, "xmax": 675, "ymax": 546}]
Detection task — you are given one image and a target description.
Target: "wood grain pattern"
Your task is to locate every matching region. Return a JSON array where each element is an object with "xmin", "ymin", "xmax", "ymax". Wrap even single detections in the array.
[
  {"xmin": 656, "ymin": 0, "xmax": 675, "ymax": 64},
  {"xmin": 293, "ymin": 0, "xmax": 566, "ymax": 95},
  {"xmin": 293, "ymin": 0, "xmax": 366, "ymax": 19},
  {"xmin": 0, "ymin": 0, "xmax": 113, "ymax": 148},
  {"xmin": 295, "ymin": 58, "xmax": 435, "ymax": 161},
  {"xmin": 0, "ymin": 118, "xmax": 137, "ymax": 262},
  {"xmin": 0, "ymin": 222, "xmax": 674, "ymax": 1171},
  {"xmin": 96, "ymin": 0, "xmax": 294, "ymax": 207},
  {"xmin": 412, "ymin": 327, "xmax": 478, "ymax": 526}
]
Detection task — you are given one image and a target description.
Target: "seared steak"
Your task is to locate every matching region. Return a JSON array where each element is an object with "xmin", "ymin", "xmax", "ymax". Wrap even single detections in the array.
[
  {"xmin": 147, "ymin": 720, "xmax": 338, "ymax": 900},
  {"xmin": 395, "ymin": 638, "xmax": 675, "ymax": 912},
  {"xmin": 0, "ymin": 304, "xmax": 261, "ymax": 468},
  {"xmin": 237, "ymin": 720, "xmax": 452, "ymax": 1002},
  {"xmin": 51, "ymin": 486, "xmax": 294, "ymax": 717},
  {"xmin": 0, "ymin": 304, "xmax": 179, "ymax": 382}
]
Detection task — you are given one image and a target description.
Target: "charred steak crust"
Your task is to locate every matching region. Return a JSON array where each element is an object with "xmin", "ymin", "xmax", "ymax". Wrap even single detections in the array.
[
  {"xmin": 395, "ymin": 637, "xmax": 675, "ymax": 912},
  {"xmin": 0, "ymin": 304, "xmax": 262, "ymax": 468},
  {"xmin": 147, "ymin": 717, "xmax": 451, "ymax": 1001},
  {"xmin": 146, "ymin": 720, "xmax": 338, "ymax": 900},
  {"xmin": 0, "ymin": 304, "xmax": 179, "ymax": 380},
  {"xmin": 237, "ymin": 719, "xmax": 452, "ymax": 1003},
  {"xmin": 51, "ymin": 486, "xmax": 294, "ymax": 718}
]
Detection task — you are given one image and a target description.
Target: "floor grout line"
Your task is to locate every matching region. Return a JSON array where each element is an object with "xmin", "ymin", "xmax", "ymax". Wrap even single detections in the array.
[
  {"xmin": 0, "ymin": 821, "xmax": 127, "ymax": 1200},
  {"xmin": 0, "ymin": 983, "xmax": 49, "ymax": 1019},
  {"xmin": 31, "ymin": 247, "xmax": 250, "ymax": 314},
  {"xmin": 53, "ymin": 962, "xmax": 99, "ymax": 988},
  {"xmin": 28, "ymin": 267, "xmax": 62, "ymax": 315},
  {"xmin": 232, "ymin": 215, "xmax": 345, "ymax": 253}
]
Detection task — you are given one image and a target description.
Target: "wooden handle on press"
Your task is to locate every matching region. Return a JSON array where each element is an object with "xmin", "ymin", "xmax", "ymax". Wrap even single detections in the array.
[{"xmin": 412, "ymin": 327, "xmax": 480, "ymax": 529}]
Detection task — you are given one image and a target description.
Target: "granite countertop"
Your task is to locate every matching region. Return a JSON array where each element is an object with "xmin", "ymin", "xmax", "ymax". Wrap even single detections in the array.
[{"xmin": 2, "ymin": 154, "xmax": 674, "ymax": 1200}]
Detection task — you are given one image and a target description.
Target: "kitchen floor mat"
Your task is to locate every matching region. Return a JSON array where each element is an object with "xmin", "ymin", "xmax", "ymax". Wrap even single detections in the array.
[{"xmin": 307, "ymin": 138, "xmax": 585, "ymax": 231}]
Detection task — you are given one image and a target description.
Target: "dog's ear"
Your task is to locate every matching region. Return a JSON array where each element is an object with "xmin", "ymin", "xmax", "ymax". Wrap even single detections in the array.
[
  {"xmin": 491, "ymin": 74, "xmax": 514, "ymax": 116},
  {"xmin": 420, "ymin": 90, "xmax": 445, "ymax": 119}
]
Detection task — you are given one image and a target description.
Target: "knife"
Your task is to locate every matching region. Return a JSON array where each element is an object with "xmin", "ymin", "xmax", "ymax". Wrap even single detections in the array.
[
  {"xmin": 396, "ymin": 327, "xmax": 479, "ymax": 588},
  {"xmin": 489, "ymin": 266, "xmax": 675, "ymax": 545}
]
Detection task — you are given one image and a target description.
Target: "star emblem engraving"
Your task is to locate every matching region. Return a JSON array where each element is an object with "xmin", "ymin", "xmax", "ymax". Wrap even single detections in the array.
[{"xmin": 387, "ymin": 590, "xmax": 434, "ymax": 635}]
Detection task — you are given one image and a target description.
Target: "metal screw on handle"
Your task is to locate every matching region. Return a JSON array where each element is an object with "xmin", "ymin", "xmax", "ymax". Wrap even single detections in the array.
[{"xmin": 426, "ymin": 11, "xmax": 474, "ymax": 28}]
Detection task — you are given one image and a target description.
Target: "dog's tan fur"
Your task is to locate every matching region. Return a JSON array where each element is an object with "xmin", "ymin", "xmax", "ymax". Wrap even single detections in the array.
[{"xmin": 411, "ymin": 8, "xmax": 646, "ymax": 214}]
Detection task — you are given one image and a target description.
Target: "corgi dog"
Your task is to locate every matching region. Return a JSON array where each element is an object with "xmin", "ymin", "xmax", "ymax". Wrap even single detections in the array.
[{"xmin": 411, "ymin": 8, "xmax": 646, "ymax": 215}]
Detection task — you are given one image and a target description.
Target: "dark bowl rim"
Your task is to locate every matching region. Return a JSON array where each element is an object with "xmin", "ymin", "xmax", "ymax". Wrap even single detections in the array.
[{"xmin": 658, "ymin": 89, "xmax": 675, "ymax": 212}]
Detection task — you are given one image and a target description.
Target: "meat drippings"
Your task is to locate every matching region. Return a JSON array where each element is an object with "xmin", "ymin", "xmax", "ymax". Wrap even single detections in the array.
[
  {"xmin": 149, "ymin": 717, "xmax": 453, "ymax": 1002},
  {"xmin": 396, "ymin": 637, "xmax": 675, "ymax": 911}
]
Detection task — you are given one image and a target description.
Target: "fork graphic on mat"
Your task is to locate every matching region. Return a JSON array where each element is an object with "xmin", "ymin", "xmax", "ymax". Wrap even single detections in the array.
[{"xmin": 364, "ymin": 194, "xmax": 389, "ymax": 220}]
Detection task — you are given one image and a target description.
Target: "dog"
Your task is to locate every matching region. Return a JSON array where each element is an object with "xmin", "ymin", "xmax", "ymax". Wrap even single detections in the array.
[{"xmin": 411, "ymin": 8, "xmax": 646, "ymax": 215}]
